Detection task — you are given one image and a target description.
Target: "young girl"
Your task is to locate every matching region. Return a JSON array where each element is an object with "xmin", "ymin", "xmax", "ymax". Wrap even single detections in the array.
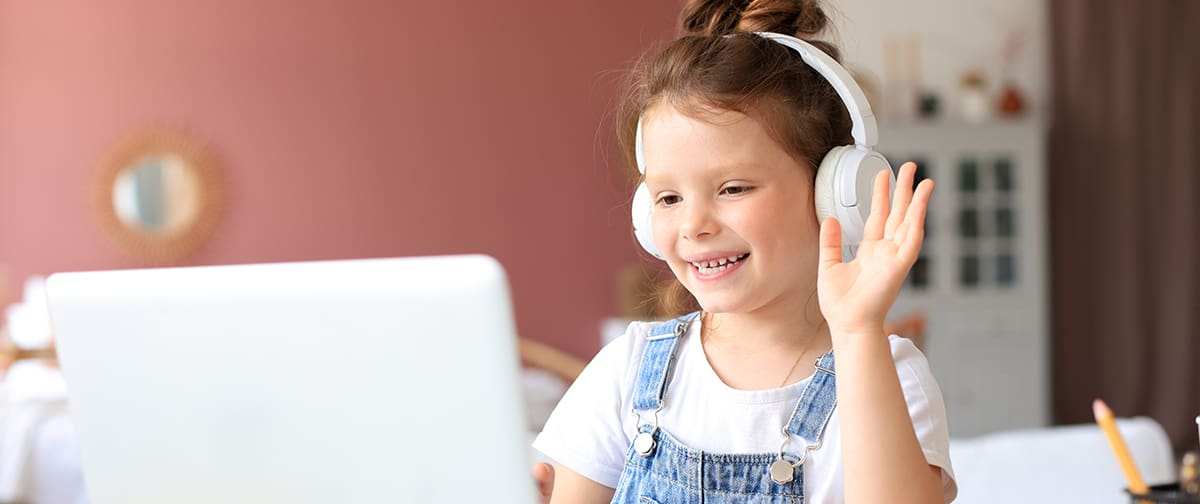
[{"xmin": 533, "ymin": 0, "xmax": 956, "ymax": 502}]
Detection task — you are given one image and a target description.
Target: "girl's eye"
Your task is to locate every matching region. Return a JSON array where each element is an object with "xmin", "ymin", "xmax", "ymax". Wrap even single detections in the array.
[
  {"xmin": 656, "ymin": 194, "xmax": 681, "ymax": 206},
  {"xmin": 721, "ymin": 185, "xmax": 752, "ymax": 195}
]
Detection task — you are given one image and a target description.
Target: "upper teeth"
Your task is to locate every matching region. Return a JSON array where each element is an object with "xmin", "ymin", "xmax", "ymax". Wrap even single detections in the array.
[{"xmin": 692, "ymin": 255, "xmax": 743, "ymax": 269}]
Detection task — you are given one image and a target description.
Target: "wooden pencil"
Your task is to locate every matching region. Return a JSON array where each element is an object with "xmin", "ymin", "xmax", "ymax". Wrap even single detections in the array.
[{"xmin": 1093, "ymin": 399, "xmax": 1149, "ymax": 496}]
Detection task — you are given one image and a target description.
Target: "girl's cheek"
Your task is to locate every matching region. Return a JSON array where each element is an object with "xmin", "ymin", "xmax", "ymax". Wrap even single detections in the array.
[{"xmin": 653, "ymin": 216, "xmax": 674, "ymax": 250}]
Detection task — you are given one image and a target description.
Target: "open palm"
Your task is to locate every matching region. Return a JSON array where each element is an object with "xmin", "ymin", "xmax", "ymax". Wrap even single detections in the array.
[{"xmin": 817, "ymin": 162, "xmax": 934, "ymax": 335}]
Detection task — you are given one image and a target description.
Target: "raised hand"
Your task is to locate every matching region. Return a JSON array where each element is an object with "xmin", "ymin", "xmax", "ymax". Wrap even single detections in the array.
[{"xmin": 816, "ymin": 162, "xmax": 933, "ymax": 336}]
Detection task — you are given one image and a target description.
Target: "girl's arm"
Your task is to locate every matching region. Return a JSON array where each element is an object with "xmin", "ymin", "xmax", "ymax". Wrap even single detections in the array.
[
  {"xmin": 548, "ymin": 464, "xmax": 615, "ymax": 504},
  {"xmin": 832, "ymin": 330, "xmax": 945, "ymax": 503},
  {"xmin": 817, "ymin": 163, "xmax": 946, "ymax": 503}
]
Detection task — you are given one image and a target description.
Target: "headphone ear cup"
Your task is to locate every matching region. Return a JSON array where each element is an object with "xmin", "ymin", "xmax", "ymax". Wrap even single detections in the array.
[
  {"xmin": 813, "ymin": 146, "xmax": 847, "ymax": 225},
  {"xmin": 813, "ymin": 146, "xmax": 894, "ymax": 261},
  {"xmin": 631, "ymin": 183, "xmax": 663, "ymax": 259}
]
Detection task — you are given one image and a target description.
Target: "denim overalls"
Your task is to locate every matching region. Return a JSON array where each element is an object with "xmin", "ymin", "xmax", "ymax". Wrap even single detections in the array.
[{"xmin": 611, "ymin": 312, "xmax": 838, "ymax": 504}]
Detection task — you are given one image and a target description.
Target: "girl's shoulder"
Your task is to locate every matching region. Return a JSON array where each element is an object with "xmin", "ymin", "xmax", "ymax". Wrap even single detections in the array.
[
  {"xmin": 581, "ymin": 319, "xmax": 653, "ymax": 374},
  {"xmin": 885, "ymin": 334, "xmax": 932, "ymax": 368},
  {"xmin": 607, "ymin": 313, "xmax": 700, "ymax": 353},
  {"xmin": 582, "ymin": 314, "xmax": 701, "ymax": 386},
  {"xmin": 883, "ymin": 334, "xmax": 940, "ymax": 387}
]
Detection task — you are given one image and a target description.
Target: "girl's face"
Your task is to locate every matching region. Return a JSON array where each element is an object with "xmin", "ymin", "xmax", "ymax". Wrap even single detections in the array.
[{"xmin": 642, "ymin": 102, "xmax": 822, "ymax": 317}]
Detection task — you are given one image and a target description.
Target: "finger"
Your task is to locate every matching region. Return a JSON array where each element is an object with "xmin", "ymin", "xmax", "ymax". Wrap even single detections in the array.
[
  {"xmin": 895, "ymin": 178, "xmax": 933, "ymax": 248},
  {"xmin": 863, "ymin": 169, "xmax": 891, "ymax": 241},
  {"xmin": 885, "ymin": 162, "xmax": 917, "ymax": 239},
  {"xmin": 895, "ymin": 169, "xmax": 933, "ymax": 242},
  {"xmin": 898, "ymin": 179, "xmax": 934, "ymax": 260},
  {"xmin": 818, "ymin": 217, "xmax": 844, "ymax": 270},
  {"xmin": 532, "ymin": 462, "xmax": 555, "ymax": 498}
]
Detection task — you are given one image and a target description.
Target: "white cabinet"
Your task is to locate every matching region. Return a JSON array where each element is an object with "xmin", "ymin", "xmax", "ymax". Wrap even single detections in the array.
[{"xmin": 878, "ymin": 119, "xmax": 1050, "ymax": 437}]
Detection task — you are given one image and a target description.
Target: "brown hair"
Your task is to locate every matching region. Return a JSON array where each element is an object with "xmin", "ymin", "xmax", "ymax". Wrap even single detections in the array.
[{"xmin": 620, "ymin": 0, "xmax": 852, "ymax": 318}]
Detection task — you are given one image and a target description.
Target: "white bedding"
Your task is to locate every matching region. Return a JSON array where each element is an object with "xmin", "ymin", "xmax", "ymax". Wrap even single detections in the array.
[
  {"xmin": 0, "ymin": 362, "xmax": 86, "ymax": 504},
  {"xmin": 948, "ymin": 417, "xmax": 1175, "ymax": 504}
]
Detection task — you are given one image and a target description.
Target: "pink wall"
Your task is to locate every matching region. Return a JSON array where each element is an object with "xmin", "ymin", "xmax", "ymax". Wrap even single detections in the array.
[{"xmin": 0, "ymin": 1, "xmax": 680, "ymax": 359}]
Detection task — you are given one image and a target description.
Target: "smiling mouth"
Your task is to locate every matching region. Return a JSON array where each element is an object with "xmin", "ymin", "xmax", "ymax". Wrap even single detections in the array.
[{"xmin": 690, "ymin": 253, "xmax": 749, "ymax": 275}]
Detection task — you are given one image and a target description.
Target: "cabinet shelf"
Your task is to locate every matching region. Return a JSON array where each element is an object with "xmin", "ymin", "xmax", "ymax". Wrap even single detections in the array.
[{"xmin": 879, "ymin": 119, "xmax": 1050, "ymax": 437}]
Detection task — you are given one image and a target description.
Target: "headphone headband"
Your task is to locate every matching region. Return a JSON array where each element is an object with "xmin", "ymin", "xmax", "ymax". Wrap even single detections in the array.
[
  {"xmin": 635, "ymin": 32, "xmax": 878, "ymax": 174},
  {"xmin": 750, "ymin": 32, "xmax": 878, "ymax": 148}
]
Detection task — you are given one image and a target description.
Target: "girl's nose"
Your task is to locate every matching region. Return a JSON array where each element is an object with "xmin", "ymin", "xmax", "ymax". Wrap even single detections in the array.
[{"xmin": 679, "ymin": 200, "xmax": 717, "ymax": 240}]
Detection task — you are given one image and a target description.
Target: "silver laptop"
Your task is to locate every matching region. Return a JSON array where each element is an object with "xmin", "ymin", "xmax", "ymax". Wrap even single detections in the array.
[{"xmin": 46, "ymin": 255, "xmax": 536, "ymax": 503}]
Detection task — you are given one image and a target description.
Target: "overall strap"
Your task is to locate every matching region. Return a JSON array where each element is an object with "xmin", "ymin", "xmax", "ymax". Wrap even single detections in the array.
[
  {"xmin": 630, "ymin": 312, "xmax": 701, "ymax": 412},
  {"xmin": 783, "ymin": 350, "xmax": 838, "ymax": 449}
]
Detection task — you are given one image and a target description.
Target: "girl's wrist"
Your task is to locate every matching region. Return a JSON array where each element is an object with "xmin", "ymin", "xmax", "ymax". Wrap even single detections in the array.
[{"xmin": 828, "ymin": 323, "xmax": 887, "ymax": 346}]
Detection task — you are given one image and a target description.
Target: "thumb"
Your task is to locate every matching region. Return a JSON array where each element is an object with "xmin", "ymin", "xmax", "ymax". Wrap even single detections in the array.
[
  {"xmin": 532, "ymin": 462, "xmax": 555, "ymax": 500},
  {"xmin": 818, "ymin": 217, "xmax": 844, "ymax": 271}
]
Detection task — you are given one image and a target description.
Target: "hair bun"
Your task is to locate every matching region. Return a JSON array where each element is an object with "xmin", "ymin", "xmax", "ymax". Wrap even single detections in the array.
[
  {"xmin": 680, "ymin": 0, "xmax": 752, "ymax": 36},
  {"xmin": 680, "ymin": 0, "xmax": 830, "ymax": 39}
]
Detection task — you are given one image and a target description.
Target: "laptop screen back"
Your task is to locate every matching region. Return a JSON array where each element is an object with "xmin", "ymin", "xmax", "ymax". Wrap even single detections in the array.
[{"xmin": 46, "ymin": 255, "xmax": 536, "ymax": 503}]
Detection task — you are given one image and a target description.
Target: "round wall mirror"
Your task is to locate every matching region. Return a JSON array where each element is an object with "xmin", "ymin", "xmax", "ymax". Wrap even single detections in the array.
[{"xmin": 95, "ymin": 127, "xmax": 223, "ymax": 264}]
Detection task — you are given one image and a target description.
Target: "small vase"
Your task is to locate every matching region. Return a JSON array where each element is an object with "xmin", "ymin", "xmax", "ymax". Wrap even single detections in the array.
[{"xmin": 997, "ymin": 82, "xmax": 1025, "ymax": 117}]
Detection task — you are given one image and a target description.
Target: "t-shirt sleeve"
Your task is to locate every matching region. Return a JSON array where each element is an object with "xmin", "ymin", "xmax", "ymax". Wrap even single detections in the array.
[
  {"xmin": 890, "ymin": 335, "xmax": 959, "ymax": 503},
  {"xmin": 531, "ymin": 324, "xmax": 642, "ymax": 488}
]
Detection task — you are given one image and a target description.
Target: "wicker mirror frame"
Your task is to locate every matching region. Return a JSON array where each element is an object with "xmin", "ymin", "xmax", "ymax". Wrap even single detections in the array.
[{"xmin": 94, "ymin": 127, "xmax": 223, "ymax": 265}]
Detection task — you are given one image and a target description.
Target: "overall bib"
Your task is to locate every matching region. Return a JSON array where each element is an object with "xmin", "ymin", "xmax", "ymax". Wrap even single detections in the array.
[{"xmin": 611, "ymin": 312, "xmax": 838, "ymax": 504}]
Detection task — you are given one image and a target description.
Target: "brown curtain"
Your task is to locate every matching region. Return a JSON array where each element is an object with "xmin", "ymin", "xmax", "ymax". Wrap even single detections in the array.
[{"xmin": 1050, "ymin": 0, "xmax": 1200, "ymax": 455}]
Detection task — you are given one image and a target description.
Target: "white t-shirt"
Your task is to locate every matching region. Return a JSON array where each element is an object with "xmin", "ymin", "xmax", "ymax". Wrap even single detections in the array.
[{"xmin": 533, "ymin": 319, "xmax": 958, "ymax": 503}]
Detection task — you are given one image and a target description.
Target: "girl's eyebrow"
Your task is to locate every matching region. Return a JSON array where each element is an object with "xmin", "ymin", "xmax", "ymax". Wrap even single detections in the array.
[{"xmin": 647, "ymin": 163, "xmax": 761, "ymax": 183}]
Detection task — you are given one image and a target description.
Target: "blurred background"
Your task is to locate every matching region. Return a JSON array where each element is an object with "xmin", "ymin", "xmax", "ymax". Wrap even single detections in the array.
[{"xmin": 0, "ymin": 0, "xmax": 1196, "ymax": 502}]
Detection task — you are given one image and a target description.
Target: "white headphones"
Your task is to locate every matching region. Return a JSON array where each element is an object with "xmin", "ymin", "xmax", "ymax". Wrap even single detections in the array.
[{"xmin": 631, "ymin": 31, "xmax": 894, "ymax": 261}]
